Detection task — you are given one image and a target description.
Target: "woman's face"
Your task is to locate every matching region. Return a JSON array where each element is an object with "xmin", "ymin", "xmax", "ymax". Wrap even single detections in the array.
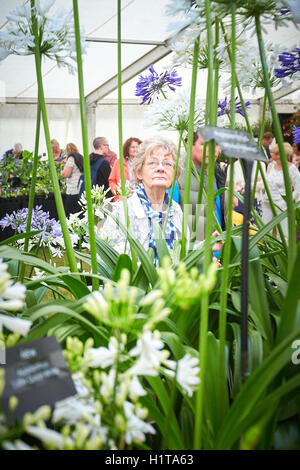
[
  {"xmin": 128, "ymin": 141, "xmax": 139, "ymax": 159},
  {"xmin": 137, "ymin": 147, "xmax": 175, "ymax": 193}
]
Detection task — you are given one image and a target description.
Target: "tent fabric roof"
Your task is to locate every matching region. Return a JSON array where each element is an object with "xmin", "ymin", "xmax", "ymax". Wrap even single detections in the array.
[{"xmin": 0, "ymin": 0, "xmax": 299, "ymax": 103}]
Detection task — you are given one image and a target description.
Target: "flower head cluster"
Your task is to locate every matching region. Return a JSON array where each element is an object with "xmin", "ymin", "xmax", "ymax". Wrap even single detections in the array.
[
  {"xmin": 293, "ymin": 126, "xmax": 300, "ymax": 144},
  {"xmin": 0, "ymin": 205, "xmax": 62, "ymax": 244},
  {"xmin": 135, "ymin": 65, "xmax": 182, "ymax": 104},
  {"xmin": 114, "ymin": 180, "xmax": 135, "ymax": 199},
  {"xmin": 217, "ymin": 38, "xmax": 282, "ymax": 94},
  {"xmin": 217, "ymin": 96, "xmax": 251, "ymax": 118},
  {"xmin": 144, "ymin": 88, "xmax": 205, "ymax": 133},
  {"xmin": 0, "ymin": 0, "xmax": 86, "ymax": 73},
  {"xmin": 84, "ymin": 269, "xmax": 140, "ymax": 330},
  {"xmin": 79, "ymin": 185, "xmax": 112, "ymax": 219},
  {"xmin": 157, "ymin": 257, "xmax": 218, "ymax": 310},
  {"xmin": 274, "ymin": 47, "xmax": 300, "ymax": 79}
]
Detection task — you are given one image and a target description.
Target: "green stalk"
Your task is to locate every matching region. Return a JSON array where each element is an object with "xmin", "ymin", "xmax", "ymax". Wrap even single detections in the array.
[
  {"xmin": 163, "ymin": 129, "xmax": 183, "ymax": 235},
  {"xmin": 73, "ymin": 0, "xmax": 98, "ymax": 290},
  {"xmin": 181, "ymin": 36, "xmax": 200, "ymax": 259},
  {"xmin": 191, "ymin": 70, "xmax": 210, "ymax": 242},
  {"xmin": 117, "ymin": 0, "xmax": 137, "ymax": 270},
  {"xmin": 250, "ymin": 91, "xmax": 267, "ymax": 206},
  {"xmin": 194, "ymin": 0, "xmax": 215, "ymax": 449},
  {"xmin": 19, "ymin": 102, "xmax": 41, "ymax": 282},
  {"xmin": 255, "ymin": 14, "xmax": 296, "ymax": 278},
  {"xmin": 217, "ymin": 5, "xmax": 236, "ymax": 426},
  {"xmin": 31, "ymin": 0, "xmax": 77, "ymax": 273}
]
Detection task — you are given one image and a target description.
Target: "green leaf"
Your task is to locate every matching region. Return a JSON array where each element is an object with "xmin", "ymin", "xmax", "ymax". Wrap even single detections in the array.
[
  {"xmin": 248, "ymin": 245, "xmax": 273, "ymax": 347},
  {"xmin": 24, "ymin": 303, "xmax": 108, "ymax": 343},
  {"xmin": 161, "ymin": 331, "xmax": 185, "ymax": 360},
  {"xmin": 215, "ymin": 326, "xmax": 300, "ymax": 449},
  {"xmin": 146, "ymin": 376, "xmax": 184, "ymax": 449},
  {"xmin": 276, "ymin": 242, "xmax": 300, "ymax": 344},
  {"xmin": 0, "ymin": 230, "xmax": 42, "ymax": 246},
  {"xmin": 112, "ymin": 254, "xmax": 132, "ymax": 282},
  {"xmin": 153, "ymin": 222, "xmax": 171, "ymax": 267}
]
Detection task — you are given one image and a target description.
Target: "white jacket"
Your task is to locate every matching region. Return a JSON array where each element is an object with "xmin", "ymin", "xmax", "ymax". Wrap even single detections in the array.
[{"xmin": 102, "ymin": 192, "xmax": 185, "ymax": 256}]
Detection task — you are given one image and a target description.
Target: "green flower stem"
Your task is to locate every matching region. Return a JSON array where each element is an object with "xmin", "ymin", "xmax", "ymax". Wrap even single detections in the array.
[
  {"xmin": 181, "ymin": 36, "xmax": 200, "ymax": 259},
  {"xmin": 163, "ymin": 129, "xmax": 183, "ymax": 235},
  {"xmin": 73, "ymin": 0, "xmax": 98, "ymax": 290},
  {"xmin": 191, "ymin": 69, "xmax": 210, "ymax": 241},
  {"xmin": 19, "ymin": 101, "xmax": 41, "ymax": 283},
  {"xmin": 31, "ymin": 0, "xmax": 77, "ymax": 274},
  {"xmin": 194, "ymin": 0, "xmax": 215, "ymax": 450},
  {"xmin": 255, "ymin": 14, "xmax": 296, "ymax": 278},
  {"xmin": 250, "ymin": 91, "xmax": 267, "ymax": 206},
  {"xmin": 188, "ymin": 157, "xmax": 222, "ymax": 232},
  {"xmin": 117, "ymin": 0, "xmax": 137, "ymax": 270},
  {"xmin": 217, "ymin": 4, "xmax": 236, "ymax": 423}
]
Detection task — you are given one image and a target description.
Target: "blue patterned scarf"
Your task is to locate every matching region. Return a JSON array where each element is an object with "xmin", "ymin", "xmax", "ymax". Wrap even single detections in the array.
[{"xmin": 136, "ymin": 183, "xmax": 176, "ymax": 265}]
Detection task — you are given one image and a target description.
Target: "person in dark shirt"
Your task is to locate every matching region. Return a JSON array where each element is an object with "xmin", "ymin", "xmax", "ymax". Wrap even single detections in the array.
[
  {"xmin": 89, "ymin": 141, "xmax": 113, "ymax": 198},
  {"xmin": 92, "ymin": 137, "xmax": 117, "ymax": 169}
]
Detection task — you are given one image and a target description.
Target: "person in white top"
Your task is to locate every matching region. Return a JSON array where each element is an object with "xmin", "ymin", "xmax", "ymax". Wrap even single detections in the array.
[
  {"xmin": 62, "ymin": 143, "xmax": 83, "ymax": 217},
  {"xmin": 262, "ymin": 142, "xmax": 300, "ymax": 240}
]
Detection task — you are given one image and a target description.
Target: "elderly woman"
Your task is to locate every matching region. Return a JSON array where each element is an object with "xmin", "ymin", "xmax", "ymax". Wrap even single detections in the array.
[
  {"xmin": 262, "ymin": 142, "xmax": 300, "ymax": 239},
  {"xmin": 103, "ymin": 136, "xmax": 183, "ymax": 263}
]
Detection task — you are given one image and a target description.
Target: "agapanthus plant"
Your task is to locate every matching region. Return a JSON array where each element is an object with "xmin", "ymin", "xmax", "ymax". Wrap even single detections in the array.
[
  {"xmin": 135, "ymin": 64, "xmax": 182, "ymax": 104},
  {"xmin": 293, "ymin": 125, "xmax": 300, "ymax": 144},
  {"xmin": 144, "ymin": 88, "xmax": 205, "ymax": 132},
  {"xmin": 0, "ymin": 0, "xmax": 86, "ymax": 73},
  {"xmin": 217, "ymin": 96, "xmax": 251, "ymax": 118},
  {"xmin": 274, "ymin": 46, "xmax": 300, "ymax": 79}
]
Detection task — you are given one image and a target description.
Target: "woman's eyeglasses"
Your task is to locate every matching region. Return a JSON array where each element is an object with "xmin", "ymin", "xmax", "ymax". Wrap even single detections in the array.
[{"xmin": 145, "ymin": 159, "xmax": 175, "ymax": 169}]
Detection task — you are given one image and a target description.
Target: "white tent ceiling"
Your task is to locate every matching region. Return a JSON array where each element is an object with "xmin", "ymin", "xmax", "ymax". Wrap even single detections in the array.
[
  {"xmin": 0, "ymin": 0, "xmax": 299, "ymax": 103},
  {"xmin": 0, "ymin": 0, "xmax": 176, "ymax": 101}
]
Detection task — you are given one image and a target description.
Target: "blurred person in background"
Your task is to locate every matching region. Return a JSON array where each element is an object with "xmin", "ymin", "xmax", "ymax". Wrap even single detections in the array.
[
  {"xmin": 51, "ymin": 139, "xmax": 66, "ymax": 164},
  {"xmin": 262, "ymin": 142, "xmax": 300, "ymax": 239},
  {"xmin": 62, "ymin": 143, "xmax": 83, "ymax": 217},
  {"xmin": 109, "ymin": 137, "xmax": 142, "ymax": 200}
]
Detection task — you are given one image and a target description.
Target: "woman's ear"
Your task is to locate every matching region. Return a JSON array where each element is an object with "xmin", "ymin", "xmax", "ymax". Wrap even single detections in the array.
[{"xmin": 136, "ymin": 169, "xmax": 142, "ymax": 182}]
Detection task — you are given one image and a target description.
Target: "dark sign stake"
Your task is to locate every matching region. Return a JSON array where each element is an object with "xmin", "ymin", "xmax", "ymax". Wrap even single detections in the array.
[{"xmin": 198, "ymin": 126, "xmax": 267, "ymax": 384}]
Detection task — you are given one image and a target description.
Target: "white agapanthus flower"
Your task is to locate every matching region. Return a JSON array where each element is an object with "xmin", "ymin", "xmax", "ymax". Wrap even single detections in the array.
[
  {"xmin": 52, "ymin": 396, "xmax": 98, "ymax": 426},
  {"xmin": 79, "ymin": 185, "xmax": 113, "ymax": 218},
  {"xmin": 144, "ymin": 88, "xmax": 205, "ymax": 133},
  {"xmin": 26, "ymin": 425, "xmax": 72, "ymax": 450},
  {"xmin": 100, "ymin": 368, "xmax": 116, "ymax": 400},
  {"xmin": 128, "ymin": 376, "xmax": 147, "ymax": 399},
  {"xmin": 0, "ymin": 259, "xmax": 26, "ymax": 312},
  {"xmin": 129, "ymin": 330, "xmax": 169, "ymax": 376},
  {"xmin": 0, "ymin": 314, "xmax": 32, "ymax": 336},
  {"xmin": 84, "ymin": 337, "xmax": 124, "ymax": 368},
  {"xmin": 123, "ymin": 401, "xmax": 156, "ymax": 445},
  {"xmin": 217, "ymin": 38, "xmax": 283, "ymax": 94},
  {"xmin": 165, "ymin": 354, "xmax": 200, "ymax": 397},
  {"xmin": 0, "ymin": 0, "xmax": 86, "ymax": 74}
]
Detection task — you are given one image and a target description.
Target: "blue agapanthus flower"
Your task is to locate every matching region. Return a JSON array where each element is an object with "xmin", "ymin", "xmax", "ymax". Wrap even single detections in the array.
[
  {"xmin": 274, "ymin": 47, "xmax": 300, "ymax": 78},
  {"xmin": 0, "ymin": 205, "xmax": 62, "ymax": 241},
  {"xmin": 135, "ymin": 65, "xmax": 182, "ymax": 104},
  {"xmin": 293, "ymin": 126, "xmax": 300, "ymax": 144},
  {"xmin": 217, "ymin": 97, "xmax": 251, "ymax": 117}
]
